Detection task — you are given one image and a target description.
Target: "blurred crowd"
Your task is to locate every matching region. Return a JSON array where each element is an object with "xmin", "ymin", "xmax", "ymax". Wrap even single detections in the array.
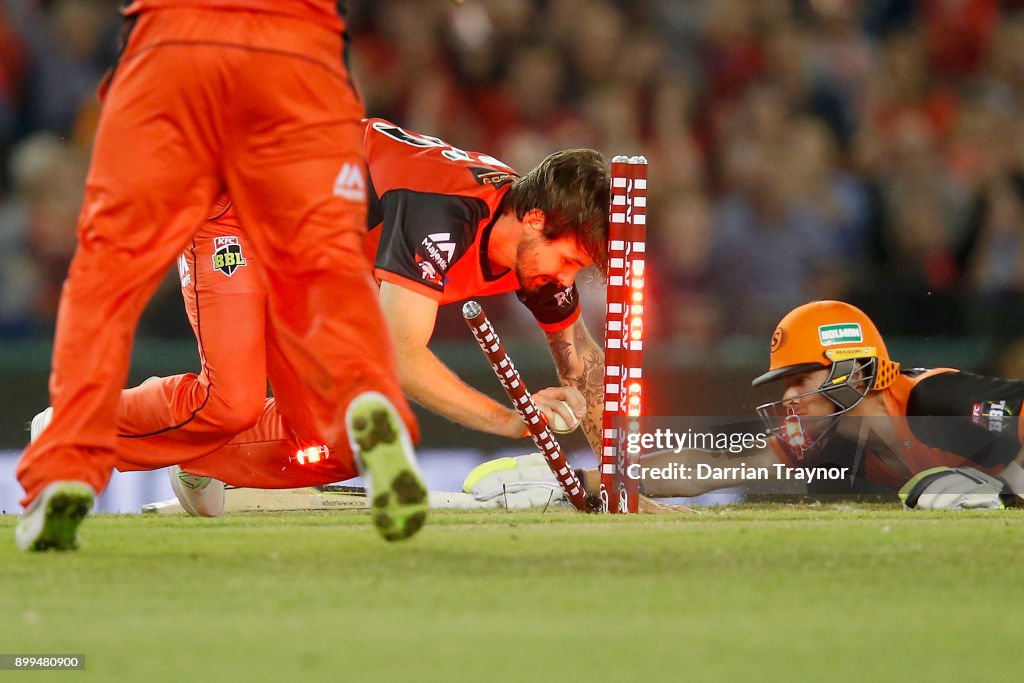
[{"xmin": 5, "ymin": 0, "xmax": 1024, "ymax": 351}]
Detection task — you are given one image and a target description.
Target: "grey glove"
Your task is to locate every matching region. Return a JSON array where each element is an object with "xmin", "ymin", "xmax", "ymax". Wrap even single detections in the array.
[{"xmin": 899, "ymin": 466, "xmax": 1008, "ymax": 510}]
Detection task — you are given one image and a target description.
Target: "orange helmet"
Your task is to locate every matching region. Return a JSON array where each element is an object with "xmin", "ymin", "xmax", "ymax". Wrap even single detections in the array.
[
  {"xmin": 753, "ymin": 301, "xmax": 901, "ymax": 459},
  {"xmin": 752, "ymin": 300, "xmax": 900, "ymax": 390}
]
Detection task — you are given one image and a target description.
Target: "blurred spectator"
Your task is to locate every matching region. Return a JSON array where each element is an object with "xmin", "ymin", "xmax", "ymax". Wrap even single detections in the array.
[
  {"xmin": 784, "ymin": 117, "xmax": 871, "ymax": 264},
  {"xmin": 8, "ymin": 0, "xmax": 119, "ymax": 143},
  {"xmin": 0, "ymin": 4, "xmax": 29, "ymax": 190},
  {"xmin": 652, "ymin": 190, "xmax": 721, "ymax": 347},
  {"xmin": 699, "ymin": 0, "xmax": 767, "ymax": 107},
  {"xmin": 921, "ymin": 0, "xmax": 999, "ymax": 81},
  {"xmin": 4, "ymin": 0, "xmax": 1024, "ymax": 353},
  {"xmin": 709, "ymin": 127, "xmax": 836, "ymax": 335},
  {"xmin": 857, "ymin": 112, "xmax": 971, "ymax": 334},
  {"xmin": 963, "ymin": 170, "xmax": 1024, "ymax": 338},
  {"xmin": 0, "ymin": 132, "xmax": 83, "ymax": 335}
]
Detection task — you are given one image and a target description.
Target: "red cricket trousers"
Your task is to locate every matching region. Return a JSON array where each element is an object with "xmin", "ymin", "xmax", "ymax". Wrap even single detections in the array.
[{"xmin": 17, "ymin": 8, "xmax": 416, "ymax": 505}]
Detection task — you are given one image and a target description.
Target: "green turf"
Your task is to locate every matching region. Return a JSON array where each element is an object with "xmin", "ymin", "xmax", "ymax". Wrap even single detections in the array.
[{"xmin": 2, "ymin": 506, "xmax": 1023, "ymax": 682}]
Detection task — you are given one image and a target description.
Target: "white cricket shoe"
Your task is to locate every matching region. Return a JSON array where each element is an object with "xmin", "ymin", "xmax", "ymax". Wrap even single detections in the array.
[
  {"xmin": 168, "ymin": 465, "xmax": 225, "ymax": 517},
  {"xmin": 20, "ymin": 409, "xmax": 94, "ymax": 551},
  {"xmin": 28, "ymin": 376, "xmax": 159, "ymax": 443},
  {"xmin": 30, "ymin": 406, "xmax": 53, "ymax": 442},
  {"xmin": 30, "ymin": 380, "xmax": 225, "ymax": 518},
  {"xmin": 16, "ymin": 480, "xmax": 95, "ymax": 551}
]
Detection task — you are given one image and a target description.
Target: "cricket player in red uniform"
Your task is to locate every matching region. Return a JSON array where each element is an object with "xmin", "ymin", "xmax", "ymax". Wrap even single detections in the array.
[
  {"xmin": 31, "ymin": 119, "xmax": 610, "ymax": 517},
  {"xmin": 17, "ymin": 3, "xmax": 428, "ymax": 550},
  {"xmin": 467, "ymin": 301, "xmax": 1024, "ymax": 510}
]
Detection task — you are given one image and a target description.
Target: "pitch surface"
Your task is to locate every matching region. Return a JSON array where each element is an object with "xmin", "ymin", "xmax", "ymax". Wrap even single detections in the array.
[{"xmin": 2, "ymin": 506, "xmax": 1022, "ymax": 681}]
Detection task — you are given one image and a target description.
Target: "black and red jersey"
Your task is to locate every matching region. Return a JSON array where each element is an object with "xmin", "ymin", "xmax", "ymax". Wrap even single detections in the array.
[
  {"xmin": 772, "ymin": 368, "xmax": 1024, "ymax": 489},
  {"xmin": 204, "ymin": 119, "xmax": 582, "ymax": 332},
  {"xmin": 883, "ymin": 368, "xmax": 1024, "ymax": 473},
  {"xmin": 362, "ymin": 118, "xmax": 580, "ymax": 332}
]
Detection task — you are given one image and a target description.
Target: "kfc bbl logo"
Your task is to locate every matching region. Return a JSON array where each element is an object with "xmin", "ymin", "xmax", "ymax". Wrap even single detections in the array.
[
  {"xmin": 212, "ymin": 236, "xmax": 247, "ymax": 276},
  {"xmin": 985, "ymin": 400, "xmax": 1011, "ymax": 433},
  {"xmin": 972, "ymin": 400, "xmax": 1014, "ymax": 433}
]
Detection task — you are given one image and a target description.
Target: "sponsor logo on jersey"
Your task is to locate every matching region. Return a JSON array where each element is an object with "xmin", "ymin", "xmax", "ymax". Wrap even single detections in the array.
[
  {"xmin": 415, "ymin": 255, "xmax": 445, "ymax": 287},
  {"xmin": 973, "ymin": 400, "xmax": 1014, "ymax": 433},
  {"xmin": 420, "ymin": 233, "xmax": 456, "ymax": 272},
  {"xmin": 212, "ymin": 236, "xmax": 248, "ymax": 277},
  {"xmin": 469, "ymin": 167, "xmax": 517, "ymax": 188},
  {"xmin": 818, "ymin": 323, "xmax": 863, "ymax": 346},
  {"xmin": 177, "ymin": 254, "xmax": 191, "ymax": 288},
  {"xmin": 554, "ymin": 286, "xmax": 576, "ymax": 308},
  {"xmin": 332, "ymin": 162, "xmax": 366, "ymax": 202}
]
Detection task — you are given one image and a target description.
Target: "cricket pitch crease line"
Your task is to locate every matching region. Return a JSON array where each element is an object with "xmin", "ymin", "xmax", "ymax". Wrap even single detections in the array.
[{"xmin": 141, "ymin": 485, "xmax": 500, "ymax": 514}]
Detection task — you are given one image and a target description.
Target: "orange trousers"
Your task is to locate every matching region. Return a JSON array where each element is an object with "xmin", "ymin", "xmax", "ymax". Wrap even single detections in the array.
[
  {"xmin": 110, "ymin": 206, "xmax": 419, "ymax": 488},
  {"xmin": 17, "ymin": 8, "xmax": 416, "ymax": 505}
]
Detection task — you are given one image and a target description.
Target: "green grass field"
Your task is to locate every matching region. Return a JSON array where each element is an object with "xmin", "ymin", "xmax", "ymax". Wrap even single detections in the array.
[{"xmin": 2, "ymin": 506, "xmax": 1023, "ymax": 682}]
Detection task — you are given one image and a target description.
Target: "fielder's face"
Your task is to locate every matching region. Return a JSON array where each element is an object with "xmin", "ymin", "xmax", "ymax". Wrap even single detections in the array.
[{"xmin": 514, "ymin": 231, "xmax": 594, "ymax": 292}]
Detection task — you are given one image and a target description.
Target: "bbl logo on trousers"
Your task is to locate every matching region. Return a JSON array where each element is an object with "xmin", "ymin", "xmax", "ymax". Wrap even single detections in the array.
[{"xmin": 212, "ymin": 236, "xmax": 248, "ymax": 276}]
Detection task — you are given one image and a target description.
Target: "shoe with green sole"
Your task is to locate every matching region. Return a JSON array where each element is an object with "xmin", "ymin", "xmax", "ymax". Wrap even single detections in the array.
[
  {"xmin": 16, "ymin": 481, "xmax": 95, "ymax": 552},
  {"xmin": 346, "ymin": 392, "xmax": 428, "ymax": 541}
]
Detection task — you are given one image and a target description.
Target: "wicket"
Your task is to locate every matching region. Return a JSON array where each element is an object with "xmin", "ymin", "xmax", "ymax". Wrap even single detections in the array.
[{"xmin": 601, "ymin": 155, "xmax": 648, "ymax": 514}]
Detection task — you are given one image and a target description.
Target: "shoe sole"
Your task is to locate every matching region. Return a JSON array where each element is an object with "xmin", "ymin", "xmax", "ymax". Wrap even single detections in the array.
[
  {"xmin": 348, "ymin": 395, "xmax": 427, "ymax": 541},
  {"xmin": 21, "ymin": 483, "xmax": 94, "ymax": 552}
]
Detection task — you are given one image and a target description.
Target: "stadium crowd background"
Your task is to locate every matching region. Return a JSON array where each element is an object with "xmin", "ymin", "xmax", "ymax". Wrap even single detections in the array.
[{"xmin": 3, "ymin": 0, "xmax": 1024, "ymax": 369}]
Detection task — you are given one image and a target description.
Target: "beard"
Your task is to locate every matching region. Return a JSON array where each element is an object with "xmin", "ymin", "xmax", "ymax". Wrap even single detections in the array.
[{"xmin": 514, "ymin": 234, "xmax": 550, "ymax": 292}]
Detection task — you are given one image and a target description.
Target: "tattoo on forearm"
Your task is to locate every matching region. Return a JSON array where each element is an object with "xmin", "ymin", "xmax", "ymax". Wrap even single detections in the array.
[
  {"xmin": 546, "ymin": 322, "xmax": 605, "ymax": 453},
  {"xmin": 547, "ymin": 337, "xmax": 575, "ymax": 379}
]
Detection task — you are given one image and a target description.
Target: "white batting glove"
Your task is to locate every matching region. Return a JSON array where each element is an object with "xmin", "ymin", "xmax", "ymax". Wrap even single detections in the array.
[
  {"xmin": 463, "ymin": 453, "xmax": 566, "ymax": 509},
  {"xmin": 899, "ymin": 466, "xmax": 1008, "ymax": 510}
]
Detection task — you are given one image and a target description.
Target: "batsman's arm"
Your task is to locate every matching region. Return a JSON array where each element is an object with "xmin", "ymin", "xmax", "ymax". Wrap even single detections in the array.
[
  {"xmin": 577, "ymin": 446, "xmax": 782, "ymax": 497},
  {"xmin": 545, "ymin": 317, "xmax": 605, "ymax": 453}
]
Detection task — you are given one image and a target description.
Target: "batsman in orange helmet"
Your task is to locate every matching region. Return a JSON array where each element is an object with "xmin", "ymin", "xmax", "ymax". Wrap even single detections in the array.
[
  {"xmin": 752, "ymin": 299, "xmax": 905, "ymax": 473},
  {"xmin": 467, "ymin": 300, "xmax": 1024, "ymax": 511}
]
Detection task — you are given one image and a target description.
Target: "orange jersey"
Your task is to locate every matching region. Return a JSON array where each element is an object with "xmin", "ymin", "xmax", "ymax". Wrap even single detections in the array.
[
  {"xmin": 772, "ymin": 368, "xmax": 1024, "ymax": 489},
  {"xmin": 362, "ymin": 119, "xmax": 581, "ymax": 332},
  {"xmin": 121, "ymin": 1, "xmax": 346, "ymax": 32}
]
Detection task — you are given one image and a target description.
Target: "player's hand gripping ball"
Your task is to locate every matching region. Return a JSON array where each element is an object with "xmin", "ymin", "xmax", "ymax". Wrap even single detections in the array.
[{"xmin": 548, "ymin": 400, "xmax": 580, "ymax": 434}]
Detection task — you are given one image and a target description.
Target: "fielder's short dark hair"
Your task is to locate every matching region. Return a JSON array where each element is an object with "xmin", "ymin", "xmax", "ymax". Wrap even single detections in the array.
[{"xmin": 504, "ymin": 149, "xmax": 610, "ymax": 273}]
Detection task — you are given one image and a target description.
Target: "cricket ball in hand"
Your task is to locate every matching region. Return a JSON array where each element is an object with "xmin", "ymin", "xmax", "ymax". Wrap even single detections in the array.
[{"xmin": 549, "ymin": 401, "xmax": 581, "ymax": 434}]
